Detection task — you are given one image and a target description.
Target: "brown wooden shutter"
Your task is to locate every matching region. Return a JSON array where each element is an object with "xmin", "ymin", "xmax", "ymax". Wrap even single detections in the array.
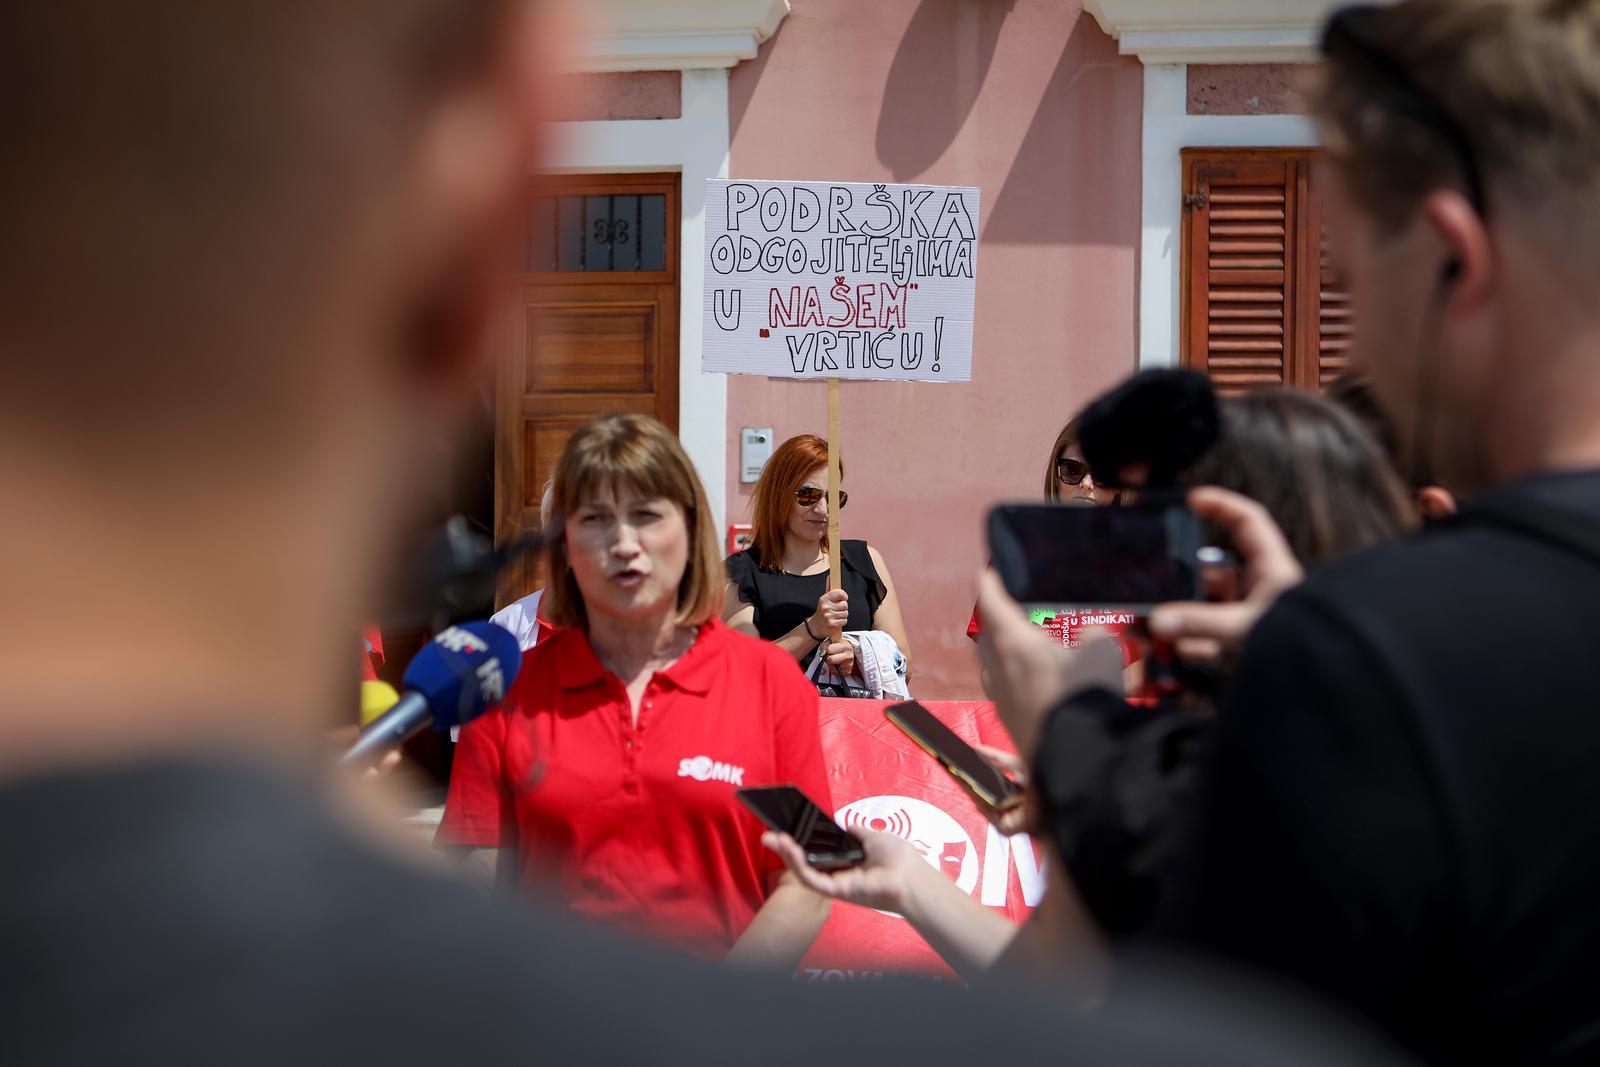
[
  {"xmin": 1182, "ymin": 148, "xmax": 1351, "ymax": 393},
  {"xmin": 1314, "ymin": 223, "xmax": 1353, "ymax": 387}
]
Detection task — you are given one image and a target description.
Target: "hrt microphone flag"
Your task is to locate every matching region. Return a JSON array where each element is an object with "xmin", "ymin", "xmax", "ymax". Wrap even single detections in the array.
[{"xmin": 343, "ymin": 621, "xmax": 521, "ymax": 767}]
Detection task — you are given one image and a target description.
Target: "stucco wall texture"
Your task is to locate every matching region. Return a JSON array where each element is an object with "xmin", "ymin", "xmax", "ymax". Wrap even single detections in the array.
[
  {"xmin": 553, "ymin": 71, "xmax": 682, "ymax": 121},
  {"xmin": 1187, "ymin": 64, "xmax": 1309, "ymax": 115},
  {"xmin": 725, "ymin": 0, "xmax": 1144, "ymax": 698}
]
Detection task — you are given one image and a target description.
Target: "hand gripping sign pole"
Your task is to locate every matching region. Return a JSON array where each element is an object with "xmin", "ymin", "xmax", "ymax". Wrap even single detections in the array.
[{"xmin": 701, "ymin": 177, "xmax": 981, "ymax": 638}]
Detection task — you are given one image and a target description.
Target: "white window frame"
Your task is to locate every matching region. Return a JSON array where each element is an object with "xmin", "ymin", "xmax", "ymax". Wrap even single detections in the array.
[
  {"xmin": 1084, "ymin": 3, "xmax": 1338, "ymax": 369},
  {"xmin": 543, "ymin": 69, "xmax": 732, "ymax": 532},
  {"xmin": 1138, "ymin": 64, "xmax": 1319, "ymax": 369}
]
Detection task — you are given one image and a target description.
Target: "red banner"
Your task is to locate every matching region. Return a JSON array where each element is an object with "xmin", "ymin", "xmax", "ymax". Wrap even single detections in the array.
[{"xmin": 796, "ymin": 700, "xmax": 1046, "ymax": 983}]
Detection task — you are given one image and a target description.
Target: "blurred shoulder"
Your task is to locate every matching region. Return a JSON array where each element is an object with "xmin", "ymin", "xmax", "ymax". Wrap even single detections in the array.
[
  {"xmin": 1295, "ymin": 520, "xmax": 1532, "ymax": 618},
  {"xmin": 1249, "ymin": 520, "xmax": 1549, "ymax": 690}
]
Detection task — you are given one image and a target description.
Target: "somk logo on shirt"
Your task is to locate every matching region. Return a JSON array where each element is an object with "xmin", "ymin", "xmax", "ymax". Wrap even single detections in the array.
[{"xmin": 677, "ymin": 755, "xmax": 746, "ymax": 786}]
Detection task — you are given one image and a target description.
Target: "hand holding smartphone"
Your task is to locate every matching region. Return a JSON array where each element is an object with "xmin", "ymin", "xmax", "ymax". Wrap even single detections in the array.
[
  {"xmin": 885, "ymin": 701, "xmax": 1024, "ymax": 815},
  {"xmin": 736, "ymin": 786, "xmax": 865, "ymax": 870},
  {"xmin": 988, "ymin": 498, "xmax": 1206, "ymax": 611}
]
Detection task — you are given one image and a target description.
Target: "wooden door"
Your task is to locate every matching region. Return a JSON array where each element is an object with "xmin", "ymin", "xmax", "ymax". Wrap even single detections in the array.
[{"xmin": 495, "ymin": 173, "xmax": 680, "ymax": 606}]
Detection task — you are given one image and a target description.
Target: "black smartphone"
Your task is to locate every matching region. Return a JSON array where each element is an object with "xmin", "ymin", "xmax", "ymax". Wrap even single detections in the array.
[
  {"xmin": 736, "ymin": 785, "xmax": 865, "ymax": 870},
  {"xmin": 987, "ymin": 499, "xmax": 1205, "ymax": 611},
  {"xmin": 885, "ymin": 701, "xmax": 1023, "ymax": 814}
]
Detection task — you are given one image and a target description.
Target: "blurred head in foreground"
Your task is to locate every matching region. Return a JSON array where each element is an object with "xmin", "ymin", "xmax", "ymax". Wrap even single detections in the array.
[
  {"xmin": 1316, "ymin": 0, "xmax": 1600, "ymax": 493},
  {"xmin": 0, "ymin": 0, "xmax": 547, "ymax": 765}
]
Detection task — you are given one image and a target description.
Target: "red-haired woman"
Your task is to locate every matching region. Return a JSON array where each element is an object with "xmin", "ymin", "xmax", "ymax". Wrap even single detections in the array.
[{"xmin": 722, "ymin": 434, "xmax": 910, "ymax": 681}]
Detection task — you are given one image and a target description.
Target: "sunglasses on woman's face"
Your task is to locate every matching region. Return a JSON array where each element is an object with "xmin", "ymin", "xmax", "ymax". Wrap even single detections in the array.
[
  {"xmin": 795, "ymin": 485, "xmax": 847, "ymax": 510},
  {"xmin": 1056, "ymin": 458, "xmax": 1091, "ymax": 486}
]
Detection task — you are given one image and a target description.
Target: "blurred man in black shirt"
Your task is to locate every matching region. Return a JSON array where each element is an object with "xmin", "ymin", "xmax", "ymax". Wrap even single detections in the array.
[
  {"xmin": 0, "ymin": 2, "xmax": 1399, "ymax": 1065},
  {"xmin": 982, "ymin": 1, "xmax": 1600, "ymax": 1063}
]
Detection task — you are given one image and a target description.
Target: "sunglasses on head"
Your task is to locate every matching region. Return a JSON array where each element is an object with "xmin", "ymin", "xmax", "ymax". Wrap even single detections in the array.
[
  {"xmin": 1321, "ymin": 4, "xmax": 1488, "ymax": 217},
  {"xmin": 1056, "ymin": 458, "xmax": 1091, "ymax": 486},
  {"xmin": 794, "ymin": 485, "xmax": 847, "ymax": 510}
]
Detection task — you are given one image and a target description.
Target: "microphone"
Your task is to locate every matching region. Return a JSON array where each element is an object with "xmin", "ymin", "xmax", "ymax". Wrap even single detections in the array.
[
  {"xmin": 1077, "ymin": 369, "xmax": 1220, "ymax": 490},
  {"xmin": 342, "ymin": 620, "xmax": 522, "ymax": 768}
]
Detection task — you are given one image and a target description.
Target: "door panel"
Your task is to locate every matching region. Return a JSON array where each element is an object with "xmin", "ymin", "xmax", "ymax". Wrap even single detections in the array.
[{"xmin": 496, "ymin": 173, "xmax": 680, "ymax": 608}]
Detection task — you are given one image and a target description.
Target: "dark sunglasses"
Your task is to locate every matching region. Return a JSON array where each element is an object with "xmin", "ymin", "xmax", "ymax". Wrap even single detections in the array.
[
  {"xmin": 1055, "ymin": 458, "xmax": 1091, "ymax": 486},
  {"xmin": 794, "ymin": 485, "xmax": 847, "ymax": 510},
  {"xmin": 1321, "ymin": 5, "xmax": 1488, "ymax": 217}
]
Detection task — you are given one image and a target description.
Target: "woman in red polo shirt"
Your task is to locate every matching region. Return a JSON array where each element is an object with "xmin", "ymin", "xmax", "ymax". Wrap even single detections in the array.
[{"xmin": 438, "ymin": 414, "xmax": 832, "ymax": 964}]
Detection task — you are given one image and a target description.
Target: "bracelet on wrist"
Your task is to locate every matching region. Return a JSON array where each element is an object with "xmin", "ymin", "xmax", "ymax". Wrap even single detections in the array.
[{"xmin": 804, "ymin": 617, "xmax": 821, "ymax": 641}]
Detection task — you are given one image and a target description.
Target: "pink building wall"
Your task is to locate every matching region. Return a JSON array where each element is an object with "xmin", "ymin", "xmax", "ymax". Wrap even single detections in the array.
[{"xmin": 725, "ymin": 0, "xmax": 1144, "ymax": 698}]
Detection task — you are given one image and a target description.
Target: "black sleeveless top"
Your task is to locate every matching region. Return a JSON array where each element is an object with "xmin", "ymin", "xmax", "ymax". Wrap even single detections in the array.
[{"xmin": 725, "ymin": 540, "xmax": 886, "ymax": 667}]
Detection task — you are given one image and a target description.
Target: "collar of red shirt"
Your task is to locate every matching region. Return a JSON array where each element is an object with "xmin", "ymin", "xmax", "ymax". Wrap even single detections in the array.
[{"xmin": 554, "ymin": 618, "xmax": 727, "ymax": 695}]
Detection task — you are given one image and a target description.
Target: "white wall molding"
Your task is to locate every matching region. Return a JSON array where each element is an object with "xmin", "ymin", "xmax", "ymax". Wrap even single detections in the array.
[
  {"xmin": 1139, "ymin": 64, "xmax": 1319, "ymax": 369},
  {"xmin": 569, "ymin": 0, "xmax": 788, "ymax": 73},
  {"xmin": 1084, "ymin": 0, "xmax": 1353, "ymax": 63},
  {"xmin": 545, "ymin": 69, "xmax": 731, "ymax": 532}
]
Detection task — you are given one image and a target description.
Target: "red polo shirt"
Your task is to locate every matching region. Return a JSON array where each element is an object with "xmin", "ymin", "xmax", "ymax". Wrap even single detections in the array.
[{"xmin": 436, "ymin": 617, "xmax": 831, "ymax": 959}]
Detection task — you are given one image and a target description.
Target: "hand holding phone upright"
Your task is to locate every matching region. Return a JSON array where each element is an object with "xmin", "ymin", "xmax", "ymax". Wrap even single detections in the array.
[
  {"xmin": 885, "ymin": 700, "xmax": 1041, "ymax": 835},
  {"xmin": 976, "ymin": 571, "xmax": 1127, "ymax": 761},
  {"xmin": 885, "ymin": 701, "xmax": 1020, "ymax": 807},
  {"xmin": 969, "ymin": 743, "xmax": 1039, "ymax": 837},
  {"xmin": 987, "ymin": 498, "xmax": 1205, "ymax": 611},
  {"xmin": 1148, "ymin": 487, "xmax": 1304, "ymax": 662}
]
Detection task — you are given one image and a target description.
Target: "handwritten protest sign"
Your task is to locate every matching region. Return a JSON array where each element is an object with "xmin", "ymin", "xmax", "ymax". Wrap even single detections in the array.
[{"xmin": 701, "ymin": 179, "xmax": 980, "ymax": 382}]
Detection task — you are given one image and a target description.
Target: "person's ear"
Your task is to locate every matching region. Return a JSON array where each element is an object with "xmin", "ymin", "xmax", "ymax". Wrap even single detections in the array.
[
  {"xmin": 1421, "ymin": 189, "xmax": 1491, "ymax": 311},
  {"xmin": 1417, "ymin": 484, "xmax": 1458, "ymax": 520}
]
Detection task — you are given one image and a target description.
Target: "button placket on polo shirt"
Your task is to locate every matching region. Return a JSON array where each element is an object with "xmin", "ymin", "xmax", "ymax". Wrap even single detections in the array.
[
  {"xmin": 621, "ymin": 677, "xmax": 665, "ymax": 796},
  {"xmin": 616, "ymin": 677, "xmax": 642, "ymax": 795}
]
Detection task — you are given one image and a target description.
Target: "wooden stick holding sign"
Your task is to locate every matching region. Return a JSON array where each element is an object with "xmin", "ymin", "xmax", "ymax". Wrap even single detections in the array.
[
  {"xmin": 826, "ymin": 377, "xmax": 842, "ymax": 637},
  {"xmin": 699, "ymin": 177, "xmax": 981, "ymax": 648}
]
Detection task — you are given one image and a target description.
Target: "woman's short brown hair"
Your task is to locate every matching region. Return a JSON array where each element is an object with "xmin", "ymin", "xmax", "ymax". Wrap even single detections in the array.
[
  {"xmin": 749, "ymin": 433, "xmax": 838, "ymax": 572},
  {"xmin": 543, "ymin": 414, "xmax": 724, "ymax": 631}
]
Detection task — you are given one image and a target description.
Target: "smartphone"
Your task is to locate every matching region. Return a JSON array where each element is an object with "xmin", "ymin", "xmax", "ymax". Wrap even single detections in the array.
[
  {"xmin": 736, "ymin": 786, "xmax": 865, "ymax": 870},
  {"xmin": 885, "ymin": 701, "xmax": 1023, "ymax": 814},
  {"xmin": 987, "ymin": 499, "xmax": 1205, "ymax": 611}
]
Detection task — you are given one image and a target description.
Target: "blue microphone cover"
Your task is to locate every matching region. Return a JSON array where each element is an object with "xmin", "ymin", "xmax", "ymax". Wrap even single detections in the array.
[{"xmin": 399, "ymin": 620, "xmax": 522, "ymax": 731}]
